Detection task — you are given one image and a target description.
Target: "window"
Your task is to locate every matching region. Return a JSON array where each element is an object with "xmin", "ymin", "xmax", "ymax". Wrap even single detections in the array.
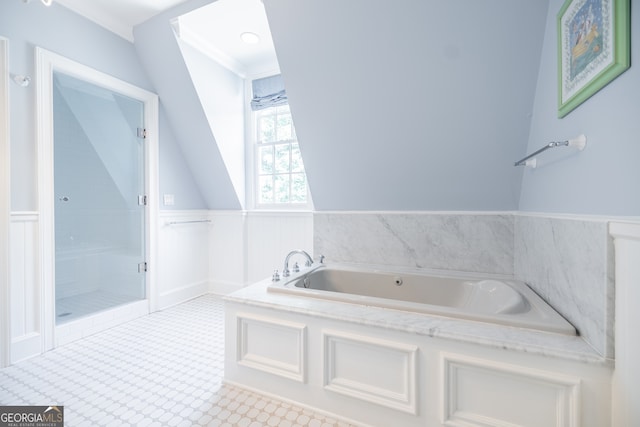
[
  {"xmin": 255, "ymin": 104, "xmax": 308, "ymax": 206},
  {"xmin": 249, "ymin": 74, "xmax": 309, "ymax": 208}
]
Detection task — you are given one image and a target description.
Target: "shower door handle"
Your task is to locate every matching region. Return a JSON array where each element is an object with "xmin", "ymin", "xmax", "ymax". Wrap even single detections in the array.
[{"xmin": 58, "ymin": 196, "xmax": 70, "ymax": 202}]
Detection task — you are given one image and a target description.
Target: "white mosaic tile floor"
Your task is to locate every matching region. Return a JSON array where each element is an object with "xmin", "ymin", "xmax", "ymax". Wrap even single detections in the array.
[{"xmin": 0, "ymin": 295, "xmax": 357, "ymax": 427}]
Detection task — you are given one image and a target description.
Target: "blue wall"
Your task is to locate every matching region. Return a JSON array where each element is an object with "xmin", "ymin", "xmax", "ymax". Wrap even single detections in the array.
[
  {"xmin": 4, "ymin": 0, "xmax": 637, "ymax": 215},
  {"xmin": 178, "ymin": 39, "xmax": 246, "ymax": 208},
  {"xmin": 265, "ymin": 0, "xmax": 549, "ymax": 211},
  {"xmin": 133, "ymin": 0, "xmax": 242, "ymax": 210},
  {"xmin": 158, "ymin": 106, "xmax": 208, "ymax": 210},
  {"xmin": 0, "ymin": 0, "xmax": 205, "ymax": 211},
  {"xmin": 519, "ymin": 0, "xmax": 640, "ymax": 215}
]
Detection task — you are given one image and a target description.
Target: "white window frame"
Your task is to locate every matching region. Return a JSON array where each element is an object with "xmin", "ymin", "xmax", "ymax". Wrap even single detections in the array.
[{"xmin": 244, "ymin": 75, "xmax": 312, "ymax": 211}]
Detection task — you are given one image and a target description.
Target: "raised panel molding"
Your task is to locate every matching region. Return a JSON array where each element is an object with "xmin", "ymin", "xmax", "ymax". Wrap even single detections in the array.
[
  {"xmin": 440, "ymin": 352, "xmax": 580, "ymax": 427},
  {"xmin": 236, "ymin": 313, "xmax": 307, "ymax": 383},
  {"xmin": 9, "ymin": 212, "xmax": 41, "ymax": 363},
  {"xmin": 322, "ymin": 329, "xmax": 418, "ymax": 414}
]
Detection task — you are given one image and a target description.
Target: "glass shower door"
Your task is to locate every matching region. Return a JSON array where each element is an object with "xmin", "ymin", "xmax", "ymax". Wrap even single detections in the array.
[{"xmin": 53, "ymin": 71, "xmax": 146, "ymax": 324}]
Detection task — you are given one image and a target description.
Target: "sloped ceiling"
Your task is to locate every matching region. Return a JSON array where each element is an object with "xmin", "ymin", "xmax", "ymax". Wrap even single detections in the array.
[
  {"xmin": 55, "ymin": 0, "xmax": 192, "ymax": 41},
  {"xmin": 264, "ymin": 0, "xmax": 549, "ymax": 211},
  {"xmin": 133, "ymin": 0, "xmax": 242, "ymax": 210},
  {"xmin": 177, "ymin": 0, "xmax": 279, "ymax": 77},
  {"xmin": 132, "ymin": 0, "xmax": 549, "ymax": 211}
]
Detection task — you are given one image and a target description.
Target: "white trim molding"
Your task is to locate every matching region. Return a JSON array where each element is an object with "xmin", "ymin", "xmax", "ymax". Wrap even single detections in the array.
[
  {"xmin": 35, "ymin": 47, "xmax": 159, "ymax": 351},
  {"xmin": 236, "ymin": 313, "xmax": 307, "ymax": 383},
  {"xmin": 0, "ymin": 37, "xmax": 11, "ymax": 368},
  {"xmin": 9, "ymin": 212, "xmax": 40, "ymax": 364},
  {"xmin": 610, "ymin": 221, "xmax": 640, "ymax": 427},
  {"xmin": 440, "ymin": 352, "xmax": 581, "ymax": 427},
  {"xmin": 322, "ymin": 329, "xmax": 418, "ymax": 415}
]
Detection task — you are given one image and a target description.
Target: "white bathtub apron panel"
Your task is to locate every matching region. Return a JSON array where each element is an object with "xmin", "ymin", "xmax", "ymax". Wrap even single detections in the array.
[
  {"xmin": 224, "ymin": 277, "xmax": 611, "ymax": 427},
  {"xmin": 224, "ymin": 296, "xmax": 611, "ymax": 427}
]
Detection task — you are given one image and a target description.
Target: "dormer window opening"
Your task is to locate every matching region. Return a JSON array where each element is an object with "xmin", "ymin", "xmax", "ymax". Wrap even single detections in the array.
[{"xmin": 250, "ymin": 75, "xmax": 310, "ymax": 208}]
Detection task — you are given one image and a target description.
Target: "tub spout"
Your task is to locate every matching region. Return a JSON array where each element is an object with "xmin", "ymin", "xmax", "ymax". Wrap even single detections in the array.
[{"xmin": 283, "ymin": 250, "xmax": 313, "ymax": 277}]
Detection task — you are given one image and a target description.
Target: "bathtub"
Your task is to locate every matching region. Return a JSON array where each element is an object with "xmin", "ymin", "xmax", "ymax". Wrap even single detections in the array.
[{"xmin": 267, "ymin": 263, "xmax": 576, "ymax": 335}]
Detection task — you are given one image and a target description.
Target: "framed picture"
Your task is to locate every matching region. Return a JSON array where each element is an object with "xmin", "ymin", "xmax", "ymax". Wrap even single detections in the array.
[{"xmin": 557, "ymin": 0, "xmax": 630, "ymax": 117}]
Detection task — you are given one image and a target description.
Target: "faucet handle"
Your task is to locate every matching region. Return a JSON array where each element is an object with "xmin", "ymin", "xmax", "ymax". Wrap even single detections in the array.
[
  {"xmin": 292, "ymin": 262, "xmax": 300, "ymax": 273},
  {"xmin": 318, "ymin": 255, "xmax": 325, "ymax": 264},
  {"xmin": 272, "ymin": 270, "xmax": 280, "ymax": 282}
]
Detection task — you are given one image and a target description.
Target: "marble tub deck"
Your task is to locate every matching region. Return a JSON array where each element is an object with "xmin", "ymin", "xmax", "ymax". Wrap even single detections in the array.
[{"xmin": 225, "ymin": 279, "xmax": 609, "ymax": 367}]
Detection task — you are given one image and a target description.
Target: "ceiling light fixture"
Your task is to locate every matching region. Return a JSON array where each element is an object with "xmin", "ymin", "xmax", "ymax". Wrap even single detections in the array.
[{"xmin": 240, "ymin": 32, "xmax": 260, "ymax": 45}]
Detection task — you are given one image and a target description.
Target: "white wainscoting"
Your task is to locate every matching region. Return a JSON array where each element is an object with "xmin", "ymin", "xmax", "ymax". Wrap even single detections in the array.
[
  {"xmin": 610, "ymin": 221, "xmax": 640, "ymax": 427},
  {"xmin": 209, "ymin": 211, "xmax": 313, "ymax": 294},
  {"xmin": 9, "ymin": 212, "xmax": 41, "ymax": 363},
  {"xmin": 246, "ymin": 211, "xmax": 314, "ymax": 284},
  {"xmin": 157, "ymin": 211, "xmax": 211, "ymax": 309},
  {"xmin": 6, "ymin": 209, "xmax": 313, "ymax": 362},
  {"xmin": 209, "ymin": 211, "xmax": 247, "ymax": 294}
]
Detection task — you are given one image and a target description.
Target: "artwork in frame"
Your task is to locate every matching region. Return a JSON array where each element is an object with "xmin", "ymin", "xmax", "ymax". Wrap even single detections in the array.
[{"xmin": 557, "ymin": 0, "xmax": 630, "ymax": 117}]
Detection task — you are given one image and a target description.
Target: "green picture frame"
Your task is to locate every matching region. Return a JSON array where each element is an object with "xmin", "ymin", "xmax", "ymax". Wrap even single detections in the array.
[{"xmin": 557, "ymin": 0, "xmax": 630, "ymax": 118}]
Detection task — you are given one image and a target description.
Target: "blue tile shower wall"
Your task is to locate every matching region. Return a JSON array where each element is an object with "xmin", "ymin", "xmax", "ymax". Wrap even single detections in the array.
[{"xmin": 314, "ymin": 212, "xmax": 612, "ymax": 357}]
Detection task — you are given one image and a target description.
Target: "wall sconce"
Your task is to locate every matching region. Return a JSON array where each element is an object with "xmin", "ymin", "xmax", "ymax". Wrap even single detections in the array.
[
  {"xmin": 11, "ymin": 74, "xmax": 31, "ymax": 87},
  {"xmin": 21, "ymin": 0, "xmax": 53, "ymax": 6}
]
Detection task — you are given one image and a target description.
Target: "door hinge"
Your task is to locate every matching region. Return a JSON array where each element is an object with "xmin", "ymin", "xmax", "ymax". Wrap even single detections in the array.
[
  {"xmin": 138, "ymin": 262, "xmax": 148, "ymax": 273},
  {"xmin": 138, "ymin": 195, "xmax": 147, "ymax": 206},
  {"xmin": 137, "ymin": 128, "xmax": 147, "ymax": 139}
]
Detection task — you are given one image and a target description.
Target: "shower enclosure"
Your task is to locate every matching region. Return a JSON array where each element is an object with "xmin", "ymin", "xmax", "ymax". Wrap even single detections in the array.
[{"xmin": 53, "ymin": 71, "xmax": 146, "ymax": 324}]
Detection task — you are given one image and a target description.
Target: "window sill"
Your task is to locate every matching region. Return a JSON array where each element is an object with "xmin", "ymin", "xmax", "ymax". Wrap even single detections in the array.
[{"xmin": 247, "ymin": 207, "xmax": 314, "ymax": 214}]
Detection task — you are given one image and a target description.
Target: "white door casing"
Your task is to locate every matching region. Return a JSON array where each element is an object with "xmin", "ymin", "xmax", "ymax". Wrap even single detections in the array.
[
  {"xmin": 0, "ymin": 37, "xmax": 11, "ymax": 368},
  {"xmin": 35, "ymin": 47, "xmax": 159, "ymax": 351}
]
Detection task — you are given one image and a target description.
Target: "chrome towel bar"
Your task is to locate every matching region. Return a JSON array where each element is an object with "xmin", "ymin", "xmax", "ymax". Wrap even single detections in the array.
[
  {"xmin": 514, "ymin": 134, "xmax": 586, "ymax": 168},
  {"xmin": 167, "ymin": 219, "xmax": 211, "ymax": 225}
]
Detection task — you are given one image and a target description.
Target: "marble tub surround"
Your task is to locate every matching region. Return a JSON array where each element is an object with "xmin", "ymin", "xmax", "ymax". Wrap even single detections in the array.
[
  {"xmin": 226, "ymin": 279, "xmax": 607, "ymax": 366},
  {"xmin": 514, "ymin": 215, "xmax": 614, "ymax": 359},
  {"xmin": 313, "ymin": 211, "xmax": 614, "ymax": 359},
  {"xmin": 314, "ymin": 212, "xmax": 514, "ymax": 275}
]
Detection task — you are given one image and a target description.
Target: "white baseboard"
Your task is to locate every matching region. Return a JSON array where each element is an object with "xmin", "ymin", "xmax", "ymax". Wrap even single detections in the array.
[
  {"xmin": 158, "ymin": 280, "xmax": 209, "ymax": 309},
  {"xmin": 11, "ymin": 332, "xmax": 42, "ymax": 364},
  {"xmin": 209, "ymin": 280, "xmax": 245, "ymax": 296}
]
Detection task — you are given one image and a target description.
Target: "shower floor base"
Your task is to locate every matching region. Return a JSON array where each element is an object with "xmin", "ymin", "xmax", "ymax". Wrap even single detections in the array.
[{"xmin": 56, "ymin": 290, "xmax": 144, "ymax": 324}]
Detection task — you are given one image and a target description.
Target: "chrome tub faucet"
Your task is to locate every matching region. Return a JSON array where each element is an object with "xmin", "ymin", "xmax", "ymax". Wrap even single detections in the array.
[{"xmin": 282, "ymin": 250, "xmax": 314, "ymax": 277}]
